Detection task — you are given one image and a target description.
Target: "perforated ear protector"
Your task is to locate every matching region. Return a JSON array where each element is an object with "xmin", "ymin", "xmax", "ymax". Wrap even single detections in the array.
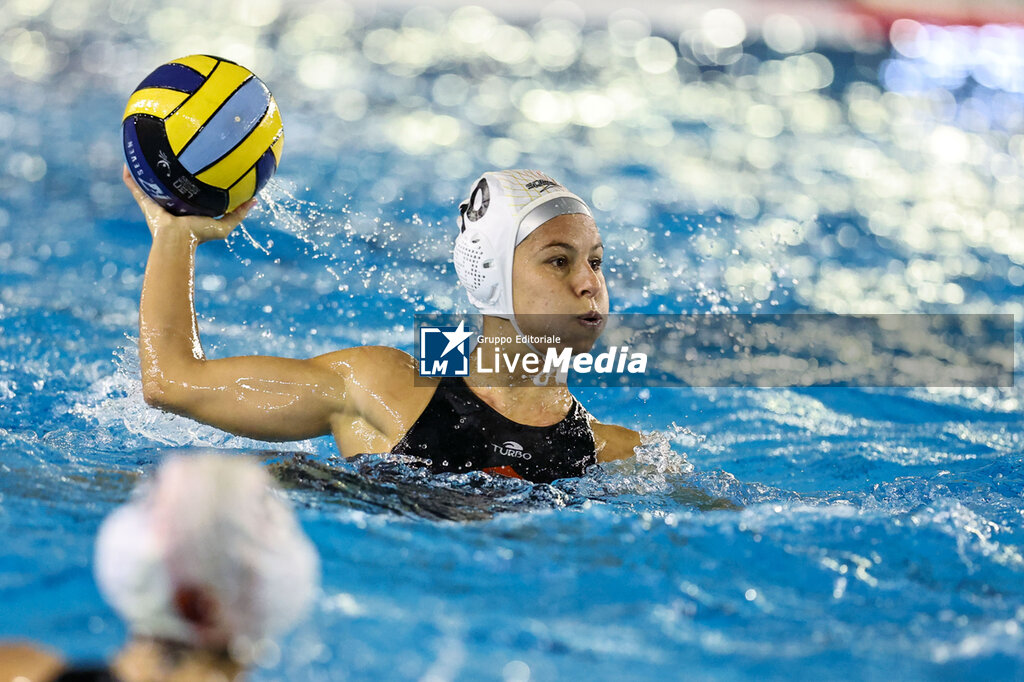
[
  {"xmin": 454, "ymin": 175, "xmax": 504, "ymax": 313},
  {"xmin": 453, "ymin": 170, "xmax": 592, "ymax": 319}
]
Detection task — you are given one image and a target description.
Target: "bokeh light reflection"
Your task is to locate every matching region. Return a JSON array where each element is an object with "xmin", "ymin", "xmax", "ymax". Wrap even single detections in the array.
[{"xmin": 0, "ymin": 1, "xmax": 1020, "ymax": 325}]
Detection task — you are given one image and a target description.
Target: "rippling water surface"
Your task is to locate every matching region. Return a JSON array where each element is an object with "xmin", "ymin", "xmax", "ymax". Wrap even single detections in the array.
[{"xmin": 1, "ymin": 1, "xmax": 1023, "ymax": 680}]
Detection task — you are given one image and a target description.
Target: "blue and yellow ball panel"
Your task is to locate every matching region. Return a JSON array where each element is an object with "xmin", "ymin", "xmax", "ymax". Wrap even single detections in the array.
[
  {"xmin": 122, "ymin": 54, "xmax": 283, "ymax": 216},
  {"xmin": 123, "ymin": 116, "xmax": 193, "ymax": 215},
  {"xmin": 170, "ymin": 54, "xmax": 219, "ymax": 76},
  {"xmin": 193, "ymin": 100, "xmax": 281, "ymax": 190},
  {"xmin": 254, "ymin": 145, "xmax": 278, "ymax": 193},
  {"xmin": 177, "ymin": 77, "xmax": 269, "ymax": 175},
  {"xmin": 134, "ymin": 62, "xmax": 206, "ymax": 94},
  {"xmin": 162, "ymin": 60, "xmax": 252, "ymax": 157},
  {"xmin": 126, "ymin": 115, "xmax": 229, "ymax": 216}
]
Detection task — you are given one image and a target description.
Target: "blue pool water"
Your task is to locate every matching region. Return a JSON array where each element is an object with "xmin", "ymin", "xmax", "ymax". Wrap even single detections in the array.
[{"xmin": 2, "ymin": 2, "xmax": 1024, "ymax": 680}]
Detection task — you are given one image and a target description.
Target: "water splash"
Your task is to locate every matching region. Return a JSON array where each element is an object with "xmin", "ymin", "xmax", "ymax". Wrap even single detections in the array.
[{"xmin": 70, "ymin": 339, "xmax": 324, "ymax": 454}]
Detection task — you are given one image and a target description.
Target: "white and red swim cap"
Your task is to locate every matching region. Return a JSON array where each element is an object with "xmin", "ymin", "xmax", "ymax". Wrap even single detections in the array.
[
  {"xmin": 94, "ymin": 454, "xmax": 320, "ymax": 651},
  {"xmin": 454, "ymin": 170, "xmax": 592, "ymax": 318}
]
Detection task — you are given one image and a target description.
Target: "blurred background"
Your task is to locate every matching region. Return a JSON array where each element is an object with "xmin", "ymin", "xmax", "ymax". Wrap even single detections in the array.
[{"xmin": 2, "ymin": 0, "xmax": 1024, "ymax": 325}]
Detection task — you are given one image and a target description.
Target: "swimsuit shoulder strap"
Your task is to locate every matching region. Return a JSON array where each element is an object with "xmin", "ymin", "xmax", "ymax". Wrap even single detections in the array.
[{"xmin": 52, "ymin": 665, "xmax": 122, "ymax": 682}]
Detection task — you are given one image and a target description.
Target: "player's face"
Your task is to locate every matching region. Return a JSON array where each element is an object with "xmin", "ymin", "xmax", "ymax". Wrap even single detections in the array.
[{"xmin": 511, "ymin": 213, "xmax": 609, "ymax": 351}]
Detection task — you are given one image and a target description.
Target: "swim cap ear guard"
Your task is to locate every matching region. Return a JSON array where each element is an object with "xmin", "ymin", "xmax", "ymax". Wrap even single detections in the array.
[{"xmin": 454, "ymin": 170, "xmax": 592, "ymax": 319}]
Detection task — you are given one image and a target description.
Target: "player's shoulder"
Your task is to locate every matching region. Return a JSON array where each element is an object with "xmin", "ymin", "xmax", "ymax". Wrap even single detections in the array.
[
  {"xmin": 312, "ymin": 345, "xmax": 437, "ymax": 394},
  {"xmin": 590, "ymin": 421, "xmax": 642, "ymax": 463},
  {"xmin": 313, "ymin": 345, "xmax": 413, "ymax": 372},
  {"xmin": 0, "ymin": 642, "xmax": 64, "ymax": 682}
]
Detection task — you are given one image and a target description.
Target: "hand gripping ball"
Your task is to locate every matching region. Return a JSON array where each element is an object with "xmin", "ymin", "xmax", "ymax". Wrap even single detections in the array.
[{"xmin": 122, "ymin": 55, "xmax": 283, "ymax": 216}]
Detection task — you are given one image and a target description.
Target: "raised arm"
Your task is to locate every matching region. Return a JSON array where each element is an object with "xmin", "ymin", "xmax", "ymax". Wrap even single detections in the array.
[{"xmin": 125, "ymin": 167, "xmax": 351, "ymax": 442}]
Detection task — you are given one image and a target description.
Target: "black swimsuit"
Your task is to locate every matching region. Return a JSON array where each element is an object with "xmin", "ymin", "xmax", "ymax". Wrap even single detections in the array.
[
  {"xmin": 390, "ymin": 377, "xmax": 597, "ymax": 483},
  {"xmin": 52, "ymin": 667, "xmax": 121, "ymax": 681}
]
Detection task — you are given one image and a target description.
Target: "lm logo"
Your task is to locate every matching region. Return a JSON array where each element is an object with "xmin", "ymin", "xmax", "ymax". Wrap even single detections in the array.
[{"xmin": 418, "ymin": 320, "xmax": 473, "ymax": 377}]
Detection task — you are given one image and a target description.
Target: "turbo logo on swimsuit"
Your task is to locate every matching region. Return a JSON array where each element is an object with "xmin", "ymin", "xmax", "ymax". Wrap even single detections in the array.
[{"xmin": 491, "ymin": 441, "xmax": 532, "ymax": 460}]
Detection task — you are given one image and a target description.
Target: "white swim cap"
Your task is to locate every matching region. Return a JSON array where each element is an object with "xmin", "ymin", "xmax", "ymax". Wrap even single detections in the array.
[
  {"xmin": 454, "ymin": 170, "xmax": 592, "ymax": 318},
  {"xmin": 94, "ymin": 454, "xmax": 320, "ymax": 651}
]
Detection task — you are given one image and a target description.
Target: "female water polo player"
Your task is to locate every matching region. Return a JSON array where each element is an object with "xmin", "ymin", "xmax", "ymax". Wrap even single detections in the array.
[
  {"xmin": 0, "ymin": 454, "xmax": 319, "ymax": 681},
  {"xmin": 124, "ymin": 167, "xmax": 641, "ymax": 482}
]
